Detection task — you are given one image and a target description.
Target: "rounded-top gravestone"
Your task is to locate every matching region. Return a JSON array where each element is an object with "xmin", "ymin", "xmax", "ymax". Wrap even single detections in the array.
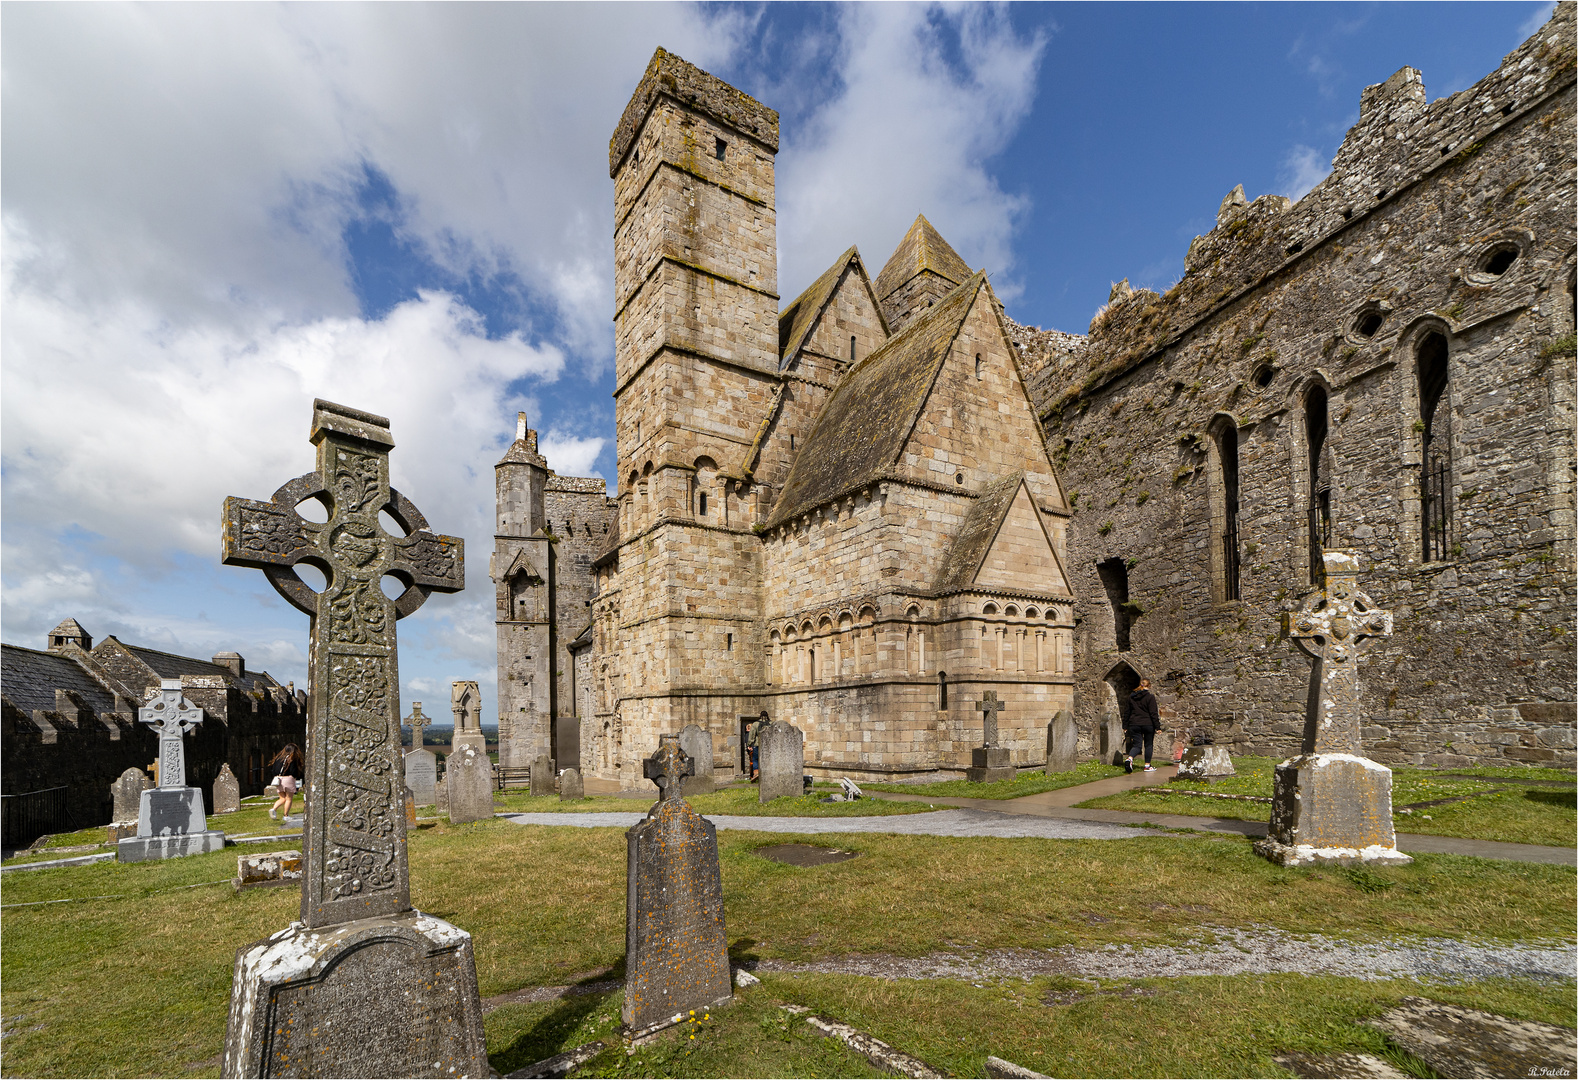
[
  {"xmin": 757, "ymin": 720, "xmax": 804, "ymax": 803},
  {"xmin": 679, "ymin": 724, "xmax": 715, "ymax": 796},
  {"xmin": 1045, "ymin": 710, "xmax": 1078, "ymax": 775}
]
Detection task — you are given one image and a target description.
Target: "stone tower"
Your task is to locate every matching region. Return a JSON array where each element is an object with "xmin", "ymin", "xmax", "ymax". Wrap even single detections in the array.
[
  {"xmin": 606, "ymin": 49, "xmax": 781, "ymax": 751},
  {"xmin": 492, "ymin": 412, "xmax": 554, "ymax": 772}
]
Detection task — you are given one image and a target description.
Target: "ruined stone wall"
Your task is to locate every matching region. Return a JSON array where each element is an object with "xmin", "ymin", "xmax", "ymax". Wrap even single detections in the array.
[
  {"xmin": 1, "ymin": 695, "xmax": 154, "ymax": 831},
  {"xmin": 544, "ymin": 477, "xmax": 617, "ymax": 767},
  {"xmin": 1030, "ymin": 8, "xmax": 1576, "ymax": 769}
]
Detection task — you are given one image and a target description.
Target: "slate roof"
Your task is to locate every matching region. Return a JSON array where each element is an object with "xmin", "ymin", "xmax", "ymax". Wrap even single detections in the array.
[
  {"xmin": 122, "ymin": 644, "xmax": 266, "ymax": 691},
  {"xmin": 777, "ymin": 247, "xmax": 886, "ymax": 365},
  {"xmin": 1, "ymin": 644, "xmax": 118, "ymax": 716},
  {"xmin": 768, "ymin": 273, "xmax": 986, "ymax": 527},
  {"xmin": 933, "ymin": 473, "xmax": 1026, "ymax": 592},
  {"xmin": 873, "ymin": 215, "xmax": 972, "ymax": 302}
]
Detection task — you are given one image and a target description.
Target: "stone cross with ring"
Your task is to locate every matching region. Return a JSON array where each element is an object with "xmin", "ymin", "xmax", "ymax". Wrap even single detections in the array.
[
  {"xmin": 140, "ymin": 679, "xmax": 203, "ymax": 789},
  {"xmin": 405, "ymin": 702, "xmax": 428, "ymax": 751},
  {"xmin": 978, "ymin": 690, "xmax": 1003, "ymax": 748},
  {"xmin": 222, "ymin": 399, "xmax": 464, "ymax": 929},
  {"xmin": 642, "ymin": 733, "xmax": 694, "ymax": 804},
  {"xmin": 1290, "ymin": 550, "xmax": 1393, "ymax": 755}
]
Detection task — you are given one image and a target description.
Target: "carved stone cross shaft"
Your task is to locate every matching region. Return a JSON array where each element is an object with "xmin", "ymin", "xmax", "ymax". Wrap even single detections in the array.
[
  {"xmin": 222, "ymin": 399, "xmax": 463, "ymax": 929},
  {"xmin": 405, "ymin": 702, "xmax": 428, "ymax": 750},
  {"xmin": 978, "ymin": 690, "xmax": 1003, "ymax": 748},
  {"xmin": 642, "ymin": 733, "xmax": 694, "ymax": 804},
  {"xmin": 140, "ymin": 678, "xmax": 203, "ymax": 789},
  {"xmin": 1290, "ymin": 550, "xmax": 1393, "ymax": 755}
]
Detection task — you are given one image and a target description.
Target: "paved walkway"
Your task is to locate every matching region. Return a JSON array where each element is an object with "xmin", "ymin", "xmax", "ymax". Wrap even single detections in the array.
[{"xmin": 514, "ymin": 765, "xmax": 1575, "ymax": 866}]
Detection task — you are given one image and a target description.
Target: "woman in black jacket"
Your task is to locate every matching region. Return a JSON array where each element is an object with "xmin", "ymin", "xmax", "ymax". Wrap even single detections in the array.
[
  {"xmin": 1125, "ymin": 679, "xmax": 1161, "ymax": 773},
  {"xmin": 268, "ymin": 744, "xmax": 304, "ymax": 820}
]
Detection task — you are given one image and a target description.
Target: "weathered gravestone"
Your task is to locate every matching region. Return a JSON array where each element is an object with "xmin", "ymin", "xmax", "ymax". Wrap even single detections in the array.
[
  {"xmin": 405, "ymin": 700, "xmax": 430, "ymax": 750},
  {"xmin": 1176, "ymin": 744, "xmax": 1236, "ymax": 782},
  {"xmin": 214, "ymin": 763, "xmax": 242, "ymax": 814},
  {"xmin": 559, "ymin": 767, "xmax": 584, "ymax": 801},
  {"xmin": 679, "ymin": 723, "xmax": 715, "ymax": 796},
  {"xmin": 1098, "ymin": 710, "xmax": 1123, "ymax": 765},
  {"xmin": 624, "ymin": 734, "xmax": 731, "ymax": 1036},
  {"xmin": 1045, "ymin": 710, "xmax": 1077, "ymax": 775},
  {"xmin": 111, "ymin": 767, "xmax": 151, "ymax": 822},
  {"xmin": 530, "ymin": 752, "xmax": 555, "ymax": 796},
  {"xmin": 404, "ymin": 702, "xmax": 437, "ymax": 805},
  {"xmin": 404, "ymin": 786, "xmax": 417, "ymax": 828},
  {"xmin": 434, "ymin": 777, "xmax": 448, "ymax": 815},
  {"xmin": 757, "ymin": 720, "xmax": 804, "ymax": 803},
  {"xmin": 219, "ymin": 399, "xmax": 487, "ymax": 1078},
  {"xmin": 118, "ymin": 680, "xmax": 227, "ymax": 862},
  {"xmin": 446, "ymin": 680, "xmax": 494, "ymax": 824},
  {"xmin": 966, "ymin": 691, "xmax": 1014, "ymax": 783},
  {"xmin": 1254, "ymin": 551, "xmax": 1410, "ymax": 867}
]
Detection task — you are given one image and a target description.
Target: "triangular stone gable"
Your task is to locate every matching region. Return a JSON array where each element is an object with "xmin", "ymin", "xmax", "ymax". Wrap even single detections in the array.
[
  {"xmin": 896, "ymin": 282, "xmax": 1065, "ymax": 510},
  {"xmin": 974, "ymin": 481, "xmax": 1070, "ymax": 594}
]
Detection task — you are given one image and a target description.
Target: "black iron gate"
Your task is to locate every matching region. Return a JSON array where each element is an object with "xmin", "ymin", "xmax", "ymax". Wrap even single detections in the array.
[{"xmin": 1, "ymin": 786, "xmax": 70, "ymax": 849}]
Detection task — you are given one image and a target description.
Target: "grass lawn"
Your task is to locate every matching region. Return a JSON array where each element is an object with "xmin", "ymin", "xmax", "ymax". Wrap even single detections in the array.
[
  {"xmin": 1078, "ymin": 757, "xmax": 1577, "ymax": 848},
  {"xmin": 495, "ymin": 785, "xmax": 939, "ymax": 817},
  {"xmin": 4, "ymin": 798, "xmax": 301, "ymax": 866},
  {"xmin": 862, "ymin": 760, "xmax": 1126, "ymax": 800},
  {"xmin": 1, "ymin": 815, "xmax": 1572, "ymax": 1078}
]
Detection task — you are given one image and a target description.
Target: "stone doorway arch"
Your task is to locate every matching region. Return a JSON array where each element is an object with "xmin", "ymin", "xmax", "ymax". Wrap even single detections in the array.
[{"xmin": 1100, "ymin": 660, "xmax": 1143, "ymax": 759}]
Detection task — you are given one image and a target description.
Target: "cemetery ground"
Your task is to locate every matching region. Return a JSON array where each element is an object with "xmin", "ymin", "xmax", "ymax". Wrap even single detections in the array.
[
  {"xmin": 1079, "ymin": 757, "xmax": 1577, "ymax": 848},
  {"xmin": 2, "ymin": 786, "xmax": 1574, "ymax": 1079}
]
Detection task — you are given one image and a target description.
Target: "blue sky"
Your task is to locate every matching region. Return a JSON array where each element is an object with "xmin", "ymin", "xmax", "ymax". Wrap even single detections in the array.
[{"xmin": 1, "ymin": 1, "xmax": 1555, "ymax": 722}]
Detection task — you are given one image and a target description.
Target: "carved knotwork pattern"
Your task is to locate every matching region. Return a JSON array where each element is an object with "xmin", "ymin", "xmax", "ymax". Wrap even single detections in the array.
[
  {"xmin": 324, "ymin": 654, "xmax": 398, "ymax": 901},
  {"xmin": 333, "ymin": 447, "xmax": 381, "ymax": 514},
  {"xmin": 235, "ymin": 503, "xmax": 317, "ymax": 562}
]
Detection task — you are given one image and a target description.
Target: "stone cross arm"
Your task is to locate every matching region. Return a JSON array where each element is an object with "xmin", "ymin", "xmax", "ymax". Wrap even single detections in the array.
[
  {"xmin": 1291, "ymin": 551, "xmax": 1393, "ymax": 666},
  {"xmin": 643, "ymin": 735, "xmax": 694, "ymax": 803},
  {"xmin": 222, "ymin": 479, "xmax": 463, "ymax": 620}
]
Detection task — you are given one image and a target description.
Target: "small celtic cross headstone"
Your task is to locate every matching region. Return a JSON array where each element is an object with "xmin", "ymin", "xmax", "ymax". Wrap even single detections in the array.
[
  {"xmin": 642, "ymin": 733, "xmax": 694, "ymax": 804},
  {"xmin": 978, "ymin": 690, "xmax": 1003, "ymax": 748},
  {"xmin": 141, "ymin": 679, "xmax": 203, "ymax": 788},
  {"xmin": 222, "ymin": 398, "xmax": 464, "ymax": 929},
  {"xmin": 405, "ymin": 702, "xmax": 428, "ymax": 750},
  {"xmin": 1289, "ymin": 550, "xmax": 1393, "ymax": 755}
]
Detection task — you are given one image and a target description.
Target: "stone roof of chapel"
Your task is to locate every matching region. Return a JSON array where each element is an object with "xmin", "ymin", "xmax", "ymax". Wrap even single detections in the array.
[
  {"xmin": 932, "ymin": 472, "xmax": 1026, "ymax": 593},
  {"xmin": 777, "ymin": 246, "xmax": 885, "ymax": 365},
  {"xmin": 873, "ymin": 215, "xmax": 973, "ymax": 302},
  {"xmin": 769, "ymin": 271, "xmax": 989, "ymax": 527}
]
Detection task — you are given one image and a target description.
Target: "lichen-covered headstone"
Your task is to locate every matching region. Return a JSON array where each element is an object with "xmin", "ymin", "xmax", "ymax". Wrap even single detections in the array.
[
  {"xmin": 757, "ymin": 720, "xmax": 804, "ymax": 802},
  {"xmin": 623, "ymin": 735, "xmax": 731, "ymax": 1036},
  {"xmin": 404, "ymin": 785, "xmax": 417, "ymax": 828},
  {"xmin": 679, "ymin": 724, "xmax": 715, "ymax": 796},
  {"xmin": 559, "ymin": 767, "xmax": 584, "ymax": 801},
  {"xmin": 434, "ymin": 777, "xmax": 448, "ymax": 815},
  {"xmin": 1176, "ymin": 744, "xmax": 1236, "ymax": 782},
  {"xmin": 1045, "ymin": 710, "xmax": 1077, "ymax": 775},
  {"xmin": 446, "ymin": 740, "xmax": 495, "ymax": 824},
  {"xmin": 1254, "ymin": 551, "xmax": 1410, "ymax": 867},
  {"xmin": 219, "ymin": 399, "xmax": 487, "ymax": 1078},
  {"xmin": 111, "ymin": 767, "xmax": 151, "ymax": 823},
  {"xmin": 118, "ymin": 680, "xmax": 226, "ymax": 862},
  {"xmin": 214, "ymin": 763, "xmax": 242, "ymax": 814},
  {"xmin": 530, "ymin": 752, "xmax": 555, "ymax": 796}
]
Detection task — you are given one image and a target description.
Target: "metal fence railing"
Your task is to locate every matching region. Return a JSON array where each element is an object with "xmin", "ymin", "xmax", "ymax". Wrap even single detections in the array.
[
  {"xmin": 1222, "ymin": 515, "xmax": 1241, "ymax": 601},
  {"xmin": 1422, "ymin": 457, "xmax": 1452, "ymax": 562},
  {"xmin": 1, "ymin": 786, "xmax": 71, "ymax": 849}
]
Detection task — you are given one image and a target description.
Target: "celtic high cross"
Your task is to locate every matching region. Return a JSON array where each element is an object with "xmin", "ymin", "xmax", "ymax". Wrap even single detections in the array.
[
  {"xmin": 1290, "ymin": 550, "xmax": 1393, "ymax": 755},
  {"xmin": 642, "ymin": 733, "xmax": 694, "ymax": 805},
  {"xmin": 222, "ymin": 399, "xmax": 464, "ymax": 929},
  {"xmin": 141, "ymin": 679, "xmax": 203, "ymax": 789},
  {"xmin": 978, "ymin": 690, "xmax": 1003, "ymax": 748},
  {"xmin": 405, "ymin": 702, "xmax": 428, "ymax": 750}
]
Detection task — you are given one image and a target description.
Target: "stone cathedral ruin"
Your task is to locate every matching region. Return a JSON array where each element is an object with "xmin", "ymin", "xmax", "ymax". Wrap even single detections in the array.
[{"xmin": 496, "ymin": 8, "xmax": 1576, "ymax": 789}]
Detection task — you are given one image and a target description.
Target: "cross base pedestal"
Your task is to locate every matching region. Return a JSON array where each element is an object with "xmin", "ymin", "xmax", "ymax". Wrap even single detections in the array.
[
  {"xmin": 966, "ymin": 746, "xmax": 1014, "ymax": 784},
  {"xmin": 222, "ymin": 910, "xmax": 489, "ymax": 1078},
  {"xmin": 118, "ymin": 831, "xmax": 226, "ymax": 862},
  {"xmin": 1253, "ymin": 753, "xmax": 1411, "ymax": 867},
  {"xmin": 117, "ymin": 786, "xmax": 226, "ymax": 862}
]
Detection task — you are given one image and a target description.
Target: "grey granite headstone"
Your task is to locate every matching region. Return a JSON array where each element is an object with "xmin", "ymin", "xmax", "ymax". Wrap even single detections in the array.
[
  {"xmin": 405, "ymin": 747, "xmax": 438, "ymax": 806},
  {"xmin": 530, "ymin": 753, "xmax": 555, "ymax": 796},
  {"xmin": 679, "ymin": 724, "xmax": 715, "ymax": 796},
  {"xmin": 1045, "ymin": 710, "xmax": 1077, "ymax": 775},
  {"xmin": 559, "ymin": 767, "xmax": 584, "ymax": 801},
  {"xmin": 111, "ymin": 767, "xmax": 151, "ymax": 822},
  {"xmin": 757, "ymin": 720, "xmax": 804, "ymax": 803},
  {"xmin": 1255, "ymin": 551, "xmax": 1410, "ymax": 867},
  {"xmin": 966, "ymin": 691, "xmax": 1014, "ymax": 783},
  {"xmin": 220, "ymin": 399, "xmax": 487, "ymax": 1078},
  {"xmin": 1176, "ymin": 745, "xmax": 1236, "ymax": 782},
  {"xmin": 214, "ymin": 763, "xmax": 242, "ymax": 814},
  {"xmin": 1099, "ymin": 710, "xmax": 1123, "ymax": 763},
  {"xmin": 118, "ymin": 680, "xmax": 226, "ymax": 862},
  {"xmin": 624, "ymin": 735, "xmax": 731, "ymax": 1036},
  {"xmin": 446, "ymin": 740, "xmax": 495, "ymax": 824}
]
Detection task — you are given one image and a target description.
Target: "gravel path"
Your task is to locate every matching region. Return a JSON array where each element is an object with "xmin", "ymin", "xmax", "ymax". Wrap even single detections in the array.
[
  {"xmin": 752, "ymin": 926, "xmax": 1577, "ymax": 984},
  {"xmin": 498, "ymin": 807, "xmax": 1156, "ymax": 840}
]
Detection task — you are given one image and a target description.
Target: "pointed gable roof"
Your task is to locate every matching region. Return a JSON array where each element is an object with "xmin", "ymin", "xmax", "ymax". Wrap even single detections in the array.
[
  {"xmin": 768, "ymin": 273, "xmax": 985, "ymax": 526},
  {"xmin": 873, "ymin": 215, "xmax": 973, "ymax": 302},
  {"xmin": 777, "ymin": 247, "xmax": 886, "ymax": 365},
  {"xmin": 934, "ymin": 473, "xmax": 1070, "ymax": 596}
]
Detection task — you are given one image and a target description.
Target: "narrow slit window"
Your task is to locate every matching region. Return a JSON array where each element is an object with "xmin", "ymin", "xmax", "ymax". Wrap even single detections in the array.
[
  {"xmin": 1096, "ymin": 557, "xmax": 1134, "ymax": 652},
  {"xmin": 714, "ymin": 136, "xmax": 727, "ymax": 161},
  {"xmin": 975, "ymin": 353, "xmax": 984, "ymax": 380},
  {"xmin": 698, "ymin": 492, "xmax": 708, "ymax": 516},
  {"xmin": 850, "ymin": 335, "xmax": 856, "ymax": 363},
  {"xmin": 1418, "ymin": 333, "xmax": 1452, "ymax": 562},
  {"xmin": 1305, "ymin": 386, "xmax": 1331, "ymax": 582}
]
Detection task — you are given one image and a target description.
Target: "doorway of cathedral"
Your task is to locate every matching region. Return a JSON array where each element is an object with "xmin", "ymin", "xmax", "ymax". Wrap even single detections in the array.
[{"xmin": 738, "ymin": 715, "xmax": 758, "ymax": 774}]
